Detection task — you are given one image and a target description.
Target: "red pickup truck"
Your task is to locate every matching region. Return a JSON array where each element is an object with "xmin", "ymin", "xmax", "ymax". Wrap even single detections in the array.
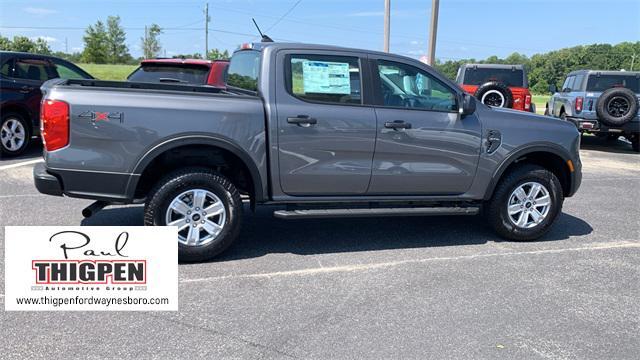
[
  {"xmin": 127, "ymin": 58, "xmax": 229, "ymax": 87},
  {"xmin": 456, "ymin": 64, "xmax": 534, "ymax": 113}
]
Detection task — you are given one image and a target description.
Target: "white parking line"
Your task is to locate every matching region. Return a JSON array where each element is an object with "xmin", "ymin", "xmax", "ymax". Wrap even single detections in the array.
[
  {"xmin": 180, "ymin": 241, "xmax": 640, "ymax": 283},
  {"xmin": 0, "ymin": 159, "xmax": 43, "ymax": 171}
]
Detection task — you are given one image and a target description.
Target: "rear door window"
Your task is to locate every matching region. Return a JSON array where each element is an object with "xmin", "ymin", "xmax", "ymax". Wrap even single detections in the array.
[
  {"xmin": 128, "ymin": 64, "xmax": 210, "ymax": 84},
  {"xmin": 586, "ymin": 74, "xmax": 640, "ymax": 92},
  {"xmin": 463, "ymin": 68, "xmax": 524, "ymax": 87},
  {"xmin": 287, "ymin": 54, "xmax": 362, "ymax": 105},
  {"xmin": 13, "ymin": 58, "xmax": 54, "ymax": 81}
]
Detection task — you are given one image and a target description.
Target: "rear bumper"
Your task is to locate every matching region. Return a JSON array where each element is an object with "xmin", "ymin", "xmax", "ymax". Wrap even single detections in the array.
[
  {"xmin": 33, "ymin": 163, "xmax": 136, "ymax": 202},
  {"xmin": 33, "ymin": 162, "xmax": 63, "ymax": 196},
  {"xmin": 566, "ymin": 116, "xmax": 640, "ymax": 133}
]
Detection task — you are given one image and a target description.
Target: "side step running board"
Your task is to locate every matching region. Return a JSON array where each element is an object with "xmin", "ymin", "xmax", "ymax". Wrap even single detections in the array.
[{"xmin": 273, "ymin": 207, "xmax": 479, "ymax": 219}]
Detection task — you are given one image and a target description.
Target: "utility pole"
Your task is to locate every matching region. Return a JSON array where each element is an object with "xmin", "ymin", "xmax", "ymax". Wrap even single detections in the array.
[
  {"xmin": 631, "ymin": 53, "xmax": 637, "ymax": 71},
  {"xmin": 144, "ymin": 25, "xmax": 148, "ymax": 59},
  {"xmin": 65, "ymin": 37, "xmax": 68, "ymax": 53},
  {"xmin": 383, "ymin": 0, "xmax": 390, "ymax": 53},
  {"xmin": 204, "ymin": 3, "xmax": 210, "ymax": 58},
  {"xmin": 426, "ymin": 0, "xmax": 439, "ymax": 66}
]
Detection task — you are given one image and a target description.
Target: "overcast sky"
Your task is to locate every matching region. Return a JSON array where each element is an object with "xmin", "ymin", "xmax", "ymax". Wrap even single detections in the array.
[{"xmin": 1, "ymin": 0, "xmax": 639, "ymax": 60}]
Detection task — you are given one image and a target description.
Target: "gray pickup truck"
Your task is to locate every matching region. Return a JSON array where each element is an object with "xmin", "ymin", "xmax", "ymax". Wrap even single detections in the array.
[
  {"xmin": 546, "ymin": 70, "xmax": 639, "ymax": 151},
  {"xmin": 35, "ymin": 42, "xmax": 582, "ymax": 261}
]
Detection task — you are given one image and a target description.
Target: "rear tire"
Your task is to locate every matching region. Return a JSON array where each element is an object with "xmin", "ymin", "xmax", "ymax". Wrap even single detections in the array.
[
  {"xmin": 144, "ymin": 168, "xmax": 243, "ymax": 262},
  {"xmin": 1, "ymin": 112, "xmax": 31, "ymax": 156},
  {"xmin": 486, "ymin": 164, "xmax": 563, "ymax": 241}
]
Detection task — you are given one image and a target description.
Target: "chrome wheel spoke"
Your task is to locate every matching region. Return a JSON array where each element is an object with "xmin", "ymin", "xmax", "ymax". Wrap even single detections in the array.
[
  {"xmin": 9, "ymin": 120, "xmax": 18, "ymax": 132},
  {"xmin": 168, "ymin": 217, "xmax": 190, "ymax": 230},
  {"xmin": 202, "ymin": 220, "xmax": 222, "ymax": 237},
  {"xmin": 193, "ymin": 190, "xmax": 206, "ymax": 209},
  {"xmin": 508, "ymin": 203, "xmax": 522, "ymax": 215},
  {"xmin": 516, "ymin": 211, "xmax": 528, "ymax": 227},
  {"xmin": 186, "ymin": 226, "xmax": 200, "ymax": 245},
  {"xmin": 530, "ymin": 208, "xmax": 543, "ymax": 223},
  {"xmin": 204, "ymin": 201, "xmax": 224, "ymax": 216},
  {"xmin": 1, "ymin": 124, "xmax": 10, "ymax": 134},
  {"xmin": 529, "ymin": 183, "xmax": 542, "ymax": 198},
  {"xmin": 170, "ymin": 199, "xmax": 191, "ymax": 216},
  {"xmin": 536, "ymin": 195, "xmax": 550, "ymax": 207},
  {"xmin": 514, "ymin": 187, "xmax": 527, "ymax": 202}
]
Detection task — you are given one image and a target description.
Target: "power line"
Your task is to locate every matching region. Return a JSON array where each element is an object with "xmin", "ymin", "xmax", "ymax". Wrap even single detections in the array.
[{"xmin": 265, "ymin": 0, "xmax": 303, "ymax": 32}]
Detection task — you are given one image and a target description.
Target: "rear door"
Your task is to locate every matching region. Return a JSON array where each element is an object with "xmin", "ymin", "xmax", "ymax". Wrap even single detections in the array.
[
  {"xmin": 3, "ymin": 57, "xmax": 55, "ymax": 129},
  {"xmin": 368, "ymin": 56, "xmax": 482, "ymax": 195},
  {"xmin": 275, "ymin": 50, "xmax": 377, "ymax": 195}
]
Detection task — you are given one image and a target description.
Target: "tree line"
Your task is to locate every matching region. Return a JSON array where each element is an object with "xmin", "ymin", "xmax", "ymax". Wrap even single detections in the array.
[
  {"xmin": 434, "ymin": 41, "xmax": 639, "ymax": 94},
  {"xmin": 1, "ymin": 19, "xmax": 637, "ymax": 94},
  {"xmin": 0, "ymin": 15, "xmax": 229, "ymax": 64}
]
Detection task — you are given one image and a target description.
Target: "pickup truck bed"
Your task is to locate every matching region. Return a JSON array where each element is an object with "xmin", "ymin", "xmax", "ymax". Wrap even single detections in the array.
[{"xmin": 40, "ymin": 78, "xmax": 266, "ymax": 202}]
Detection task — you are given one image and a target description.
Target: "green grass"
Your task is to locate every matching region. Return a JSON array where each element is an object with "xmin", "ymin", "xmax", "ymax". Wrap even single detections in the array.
[
  {"xmin": 532, "ymin": 94, "xmax": 549, "ymax": 114},
  {"xmin": 76, "ymin": 63, "xmax": 137, "ymax": 81}
]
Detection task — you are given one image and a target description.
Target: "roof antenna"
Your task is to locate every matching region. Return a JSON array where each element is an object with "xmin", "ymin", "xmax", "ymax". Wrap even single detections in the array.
[{"xmin": 252, "ymin": 18, "xmax": 274, "ymax": 42}]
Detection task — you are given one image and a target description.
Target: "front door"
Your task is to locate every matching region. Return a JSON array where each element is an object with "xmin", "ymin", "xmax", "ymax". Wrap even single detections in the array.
[
  {"xmin": 368, "ymin": 57, "xmax": 482, "ymax": 195},
  {"xmin": 275, "ymin": 51, "xmax": 376, "ymax": 195}
]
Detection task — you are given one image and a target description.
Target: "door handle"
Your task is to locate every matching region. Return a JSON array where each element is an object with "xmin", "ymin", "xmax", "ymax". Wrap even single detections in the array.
[
  {"xmin": 384, "ymin": 120, "xmax": 412, "ymax": 130},
  {"xmin": 20, "ymin": 86, "xmax": 34, "ymax": 93},
  {"xmin": 287, "ymin": 115, "xmax": 317, "ymax": 127}
]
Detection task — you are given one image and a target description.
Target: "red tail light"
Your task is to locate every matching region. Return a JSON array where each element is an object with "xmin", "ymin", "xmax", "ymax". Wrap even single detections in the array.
[
  {"xmin": 40, "ymin": 100, "xmax": 69, "ymax": 151},
  {"xmin": 524, "ymin": 94, "xmax": 531, "ymax": 110},
  {"xmin": 575, "ymin": 97, "xmax": 583, "ymax": 113}
]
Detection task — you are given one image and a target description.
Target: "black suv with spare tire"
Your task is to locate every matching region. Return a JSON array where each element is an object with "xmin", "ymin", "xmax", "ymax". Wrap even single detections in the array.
[{"xmin": 546, "ymin": 70, "xmax": 640, "ymax": 152}]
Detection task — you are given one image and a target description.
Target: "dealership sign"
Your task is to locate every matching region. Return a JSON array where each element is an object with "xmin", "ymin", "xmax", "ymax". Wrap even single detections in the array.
[{"xmin": 4, "ymin": 226, "xmax": 178, "ymax": 311}]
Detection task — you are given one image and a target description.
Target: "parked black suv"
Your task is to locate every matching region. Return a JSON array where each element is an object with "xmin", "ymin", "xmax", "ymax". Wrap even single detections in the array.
[{"xmin": 0, "ymin": 51, "xmax": 93, "ymax": 156}]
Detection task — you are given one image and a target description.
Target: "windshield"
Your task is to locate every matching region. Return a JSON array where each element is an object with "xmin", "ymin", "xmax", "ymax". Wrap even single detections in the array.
[
  {"xmin": 586, "ymin": 74, "xmax": 640, "ymax": 92},
  {"xmin": 128, "ymin": 64, "xmax": 209, "ymax": 84},
  {"xmin": 463, "ymin": 68, "xmax": 524, "ymax": 87}
]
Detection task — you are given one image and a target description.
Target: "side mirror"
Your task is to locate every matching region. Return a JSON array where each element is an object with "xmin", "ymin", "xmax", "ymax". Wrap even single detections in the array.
[
  {"xmin": 548, "ymin": 84, "xmax": 557, "ymax": 93},
  {"xmin": 562, "ymin": 87, "xmax": 571, "ymax": 93},
  {"xmin": 460, "ymin": 93, "xmax": 476, "ymax": 117}
]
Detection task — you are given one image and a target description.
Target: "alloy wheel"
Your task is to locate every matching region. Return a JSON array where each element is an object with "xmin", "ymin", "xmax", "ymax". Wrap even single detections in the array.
[
  {"xmin": 165, "ymin": 189, "xmax": 227, "ymax": 246},
  {"xmin": 507, "ymin": 181, "xmax": 551, "ymax": 229}
]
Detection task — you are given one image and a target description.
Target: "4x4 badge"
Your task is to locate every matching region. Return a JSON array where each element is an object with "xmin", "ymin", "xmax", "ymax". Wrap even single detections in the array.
[{"xmin": 79, "ymin": 111, "xmax": 124, "ymax": 124}]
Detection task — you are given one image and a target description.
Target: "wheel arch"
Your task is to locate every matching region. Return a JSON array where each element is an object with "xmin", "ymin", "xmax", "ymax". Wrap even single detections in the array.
[
  {"xmin": 484, "ymin": 144, "xmax": 574, "ymax": 201},
  {"xmin": 1, "ymin": 103, "xmax": 34, "ymax": 131},
  {"xmin": 127, "ymin": 135, "xmax": 265, "ymax": 202}
]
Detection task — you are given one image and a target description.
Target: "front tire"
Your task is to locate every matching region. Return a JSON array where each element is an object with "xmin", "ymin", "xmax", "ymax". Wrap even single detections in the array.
[
  {"xmin": 1, "ymin": 112, "xmax": 31, "ymax": 156},
  {"xmin": 144, "ymin": 168, "xmax": 243, "ymax": 262},
  {"xmin": 486, "ymin": 164, "xmax": 563, "ymax": 241}
]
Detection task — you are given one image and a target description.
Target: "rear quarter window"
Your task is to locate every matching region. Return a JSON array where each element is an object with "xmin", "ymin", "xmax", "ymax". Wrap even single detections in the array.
[{"xmin": 586, "ymin": 74, "xmax": 640, "ymax": 92}]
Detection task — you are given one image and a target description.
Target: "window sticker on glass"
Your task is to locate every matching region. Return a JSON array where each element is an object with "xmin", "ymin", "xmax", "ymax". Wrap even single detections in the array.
[{"xmin": 302, "ymin": 61, "xmax": 351, "ymax": 95}]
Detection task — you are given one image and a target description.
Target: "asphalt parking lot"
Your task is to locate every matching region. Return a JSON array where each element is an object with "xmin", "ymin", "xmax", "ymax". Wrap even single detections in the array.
[{"xmin": 1, "ymin": 136, "xmax": 639, "ymax": 359}]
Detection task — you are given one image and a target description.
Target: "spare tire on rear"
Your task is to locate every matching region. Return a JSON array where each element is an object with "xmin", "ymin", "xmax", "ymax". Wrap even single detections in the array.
[
  {"xmin": 474, "ymin": 81, "xmax": 514, "ymax": 108},
  {"xmin": 596, "ymin": 87, "xmax": 639, "ymax": 126}
]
